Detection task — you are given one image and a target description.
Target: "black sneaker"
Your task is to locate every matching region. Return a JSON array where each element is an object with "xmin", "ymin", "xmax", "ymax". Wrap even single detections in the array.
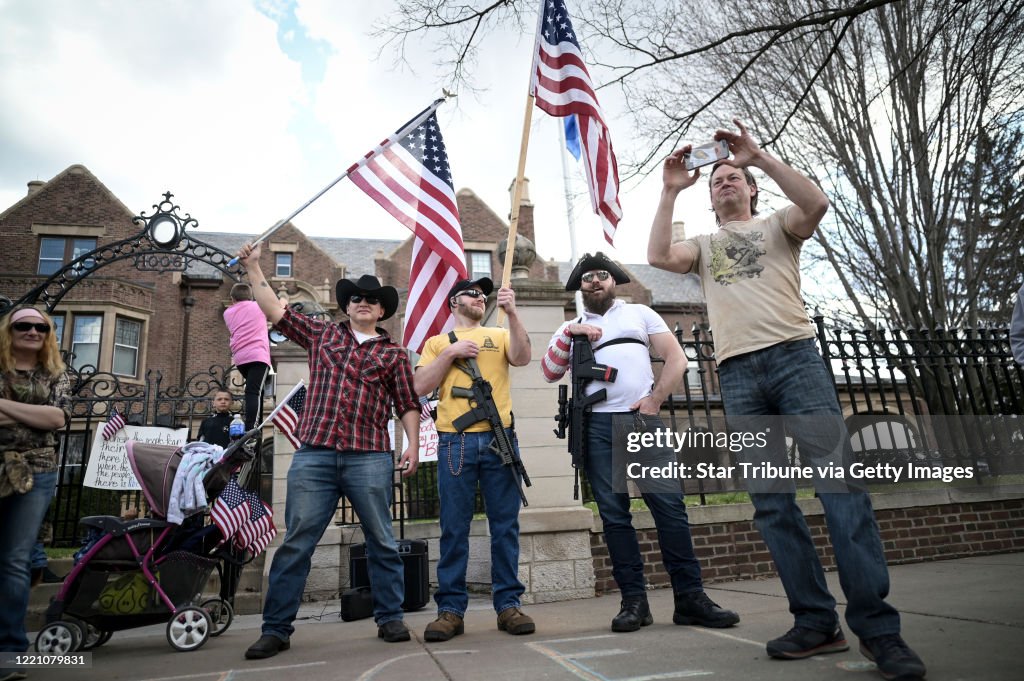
[
  {"xmin": 860, "ymin": 633, "xmax": 926, "ymax": 680},
  {"xmin": 673, "ymin": 591, "xmax": 740, "ymax": 628},
  {"xmin": 766, "ymin": 625, "xmax": 849, "ymax": 659},
  {"xmin": 245, "ymin": 634, "xmax": 290, "ymax": 659}
]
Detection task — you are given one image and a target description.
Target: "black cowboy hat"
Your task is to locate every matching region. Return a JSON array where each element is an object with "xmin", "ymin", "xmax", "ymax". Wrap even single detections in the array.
[
  {"xmin": 565, "ymin": 252, "xmax": 630, "ymax": 291},
  {"xmin": 447, "ymin": 276, "xmax": 494, "ymax": 302},
  {"xmin": 335, "ymin": 274, "xmax": 400, "ymax": 320}
]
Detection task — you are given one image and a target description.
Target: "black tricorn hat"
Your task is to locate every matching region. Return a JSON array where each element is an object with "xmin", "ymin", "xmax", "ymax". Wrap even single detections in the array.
[
  {"xmin": 335, "ymin": 274, "xmax": 400, "ymax": 320},
  {"xmin": 565, "ymin": 252, "xmax": 630, "ymax": 291}
]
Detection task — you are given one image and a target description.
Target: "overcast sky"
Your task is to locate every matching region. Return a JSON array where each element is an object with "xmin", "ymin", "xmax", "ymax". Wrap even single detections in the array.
[{"xmin": 0, "ymin": 0, "xmax": 725, "ymax": 269}]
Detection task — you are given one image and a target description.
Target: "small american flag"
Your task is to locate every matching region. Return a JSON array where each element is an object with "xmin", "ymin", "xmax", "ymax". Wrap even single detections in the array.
[
  {"xmin": 235, "ymin": 497, "xmax": 276, "ymax": 557},
  {"xmin": 101, "ymin": 408, "xmax": 127, "ymax": 441},
  {"xmin": 532, "ymin": 0, "xmax": 622, "ymax": 244},
  {"xmin": 348, "ymin": 100, "xmax": 468, "ymax": 353},
  {"xmin": 210, "ymin": 477, "xmax": 251, "ymax": 542},
  {"xmin": 270, "ymin": 384, "xmax": 306, "ymax": 449}
]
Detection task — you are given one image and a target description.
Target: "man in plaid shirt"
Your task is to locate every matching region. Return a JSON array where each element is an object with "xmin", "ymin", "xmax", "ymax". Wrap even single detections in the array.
[{"xmin": 236, "ymin": 243, "xmax": 420, "ymax": 659}]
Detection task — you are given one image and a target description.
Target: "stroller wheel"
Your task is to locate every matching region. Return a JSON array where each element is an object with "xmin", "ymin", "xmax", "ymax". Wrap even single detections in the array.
[
  {"xmin": 166, "ymin": 606, "xmax": 212, "ymax": 652},
  {"xmin": 35, "ymin": 621, "xmax": 83, "ymax": 653},
  {"xmin": 80, "ymin": 623, "xmax": 112, "ymax": 650},
  {"xmin": 200, "ymin": 597, "xmax": 234, "ymax": 637}
]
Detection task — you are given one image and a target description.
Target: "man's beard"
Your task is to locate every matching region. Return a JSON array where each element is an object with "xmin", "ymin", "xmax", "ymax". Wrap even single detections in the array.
[
  {"xmin": 582, "ymin": 288, "xmax": 615, "ymax": 315},
  {"xmin": 458, "ymin": 302, "xmax": 484, "ymax": 321}
]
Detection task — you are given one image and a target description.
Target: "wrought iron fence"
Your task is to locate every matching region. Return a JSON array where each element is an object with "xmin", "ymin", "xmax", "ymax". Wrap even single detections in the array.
[{"xmin": 340, "ymin": 316, "xmax": 1024, "ymax": 523}]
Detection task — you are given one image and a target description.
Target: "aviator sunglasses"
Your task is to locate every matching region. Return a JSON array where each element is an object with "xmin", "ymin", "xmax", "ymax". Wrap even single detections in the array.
[
  {"xmin": 12, "ymin": 321, "xmax": 51, "ymax": 333},
  {"xmin": 581, "ymin": 270, "xmax": 611, "ymax": 284},
  {"xmin": 349, "ymin": 294, "xmax": 380, "ymax": 305}
]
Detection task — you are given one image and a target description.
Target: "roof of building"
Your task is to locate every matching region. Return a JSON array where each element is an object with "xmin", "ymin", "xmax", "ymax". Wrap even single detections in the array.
[{"xmin": 185, "ymin": 231, "xmax": 404, "ymax": 281}]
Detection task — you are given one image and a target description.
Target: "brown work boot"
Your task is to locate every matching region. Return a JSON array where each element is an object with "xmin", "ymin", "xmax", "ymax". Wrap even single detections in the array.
[
  {"xmin": 424, "ymin": 611, "xmax": 464, "ymax": 642},
  {"xmin": 497, "ymin": 606, "xmax": 535, "ymax": 635}
]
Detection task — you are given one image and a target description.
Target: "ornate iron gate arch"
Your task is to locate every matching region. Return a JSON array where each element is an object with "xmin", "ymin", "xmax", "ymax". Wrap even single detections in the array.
[
  {"xmin": 0, "ymin": 191, "xmax": 245, "ymax": 314},
  {"xmin": 0, "ymin": 192, "xmax": 272, "ymax": 546}
]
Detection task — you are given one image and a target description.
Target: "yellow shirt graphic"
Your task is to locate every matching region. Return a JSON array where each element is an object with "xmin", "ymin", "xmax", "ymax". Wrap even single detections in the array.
[{"xmin": 418, "ymin": 326, "xmax": 513, "ymax": 432}]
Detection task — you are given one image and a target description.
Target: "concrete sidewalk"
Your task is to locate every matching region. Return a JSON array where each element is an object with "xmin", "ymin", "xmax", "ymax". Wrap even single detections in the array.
[{"xmin": 36, "ymin": 553, "xmax": 1024, "ymax": 681}]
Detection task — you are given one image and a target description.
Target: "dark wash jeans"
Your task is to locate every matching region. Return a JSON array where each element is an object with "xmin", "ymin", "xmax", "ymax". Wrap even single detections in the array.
[
  {"xmin": 718, "ymin": 338, "xmax": 900, "ymax": 638},
  {"xmin": 434, "ymin": 430, "xmax": 525, "ymax": 616},
  {"xmin": 586, "ymin": 411, "xmax": 704, "ymax": 598}
]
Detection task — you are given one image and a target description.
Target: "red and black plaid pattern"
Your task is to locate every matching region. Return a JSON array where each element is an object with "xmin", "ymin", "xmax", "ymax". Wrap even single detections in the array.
[{"xmin": 273, "ymin": 308, "xmax": 419, "ymax": 452}]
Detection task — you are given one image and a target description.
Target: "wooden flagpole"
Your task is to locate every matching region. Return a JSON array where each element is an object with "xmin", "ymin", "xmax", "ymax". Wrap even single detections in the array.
[
  {"xmin": 497, "ymin": 97, "xmax": 536, "ymax": 326},
  {"xmin": 497, "ymin": 0, "xmax": 546, "ymax": 326}
]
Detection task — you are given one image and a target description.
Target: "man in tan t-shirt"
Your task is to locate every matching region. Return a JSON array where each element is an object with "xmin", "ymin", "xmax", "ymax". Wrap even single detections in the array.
[{"xmin": 647, "ymin": 120, "xmax": 926, "ymax": 681}]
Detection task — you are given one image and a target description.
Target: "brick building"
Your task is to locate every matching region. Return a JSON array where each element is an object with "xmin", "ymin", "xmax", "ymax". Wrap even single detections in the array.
[{"xmin": 1, "ymin": 164, "xmax": 707, "ymax": 394}]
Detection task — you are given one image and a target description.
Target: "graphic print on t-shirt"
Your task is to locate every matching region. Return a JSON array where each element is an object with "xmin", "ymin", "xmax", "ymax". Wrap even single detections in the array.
[{"xmin": 710, "ymin": 230, "xmax": 766, "ymax": 285}]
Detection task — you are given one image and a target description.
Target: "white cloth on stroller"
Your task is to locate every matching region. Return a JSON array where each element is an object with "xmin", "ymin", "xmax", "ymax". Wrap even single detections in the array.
[{"xmin": 167, "ymin": 442, "xmax": 225, "ymax": 524}]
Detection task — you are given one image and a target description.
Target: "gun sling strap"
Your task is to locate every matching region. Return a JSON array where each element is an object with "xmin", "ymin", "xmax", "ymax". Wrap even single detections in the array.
[{"xmin": 446, "ymin": 331, "xmax": 531, "ymax": 505}]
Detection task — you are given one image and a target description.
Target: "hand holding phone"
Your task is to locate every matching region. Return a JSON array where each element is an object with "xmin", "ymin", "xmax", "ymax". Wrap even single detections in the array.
[{"xmin": 684, "ymin": 139, "xmax": 730, "ymax": 171}]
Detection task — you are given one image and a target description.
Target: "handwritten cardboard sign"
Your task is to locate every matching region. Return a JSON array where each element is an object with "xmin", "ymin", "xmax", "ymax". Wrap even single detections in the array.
[{"xmin": 83, "ymin": 426, "xmax": 188, "ymax": 490}]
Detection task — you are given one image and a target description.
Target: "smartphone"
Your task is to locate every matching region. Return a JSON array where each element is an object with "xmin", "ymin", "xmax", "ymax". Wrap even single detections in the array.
[{"xmin": 684, "ymin": 139, "xmax": 729, "ymax": 171}]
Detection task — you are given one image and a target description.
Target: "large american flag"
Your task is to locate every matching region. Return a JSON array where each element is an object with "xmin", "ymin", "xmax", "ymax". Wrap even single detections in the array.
[
  {"xmin": 348, "ymin": 100, "xmax": 468, "ymax": 353},
  {"xmin": 532, "ymin": 0, "xmax": 622, "ymax": 244}
]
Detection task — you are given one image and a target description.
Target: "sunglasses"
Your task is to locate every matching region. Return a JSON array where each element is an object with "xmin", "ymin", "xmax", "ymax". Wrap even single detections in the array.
[
  {"xmin": 12, "ymin": 322, "xmax": 51, "ymax": 333},
  {"xmin": 457, "ymin": 289, "xmax": 488, "ymax": 300},
  {"xmin": 349, "ymin": 294, "xmax": 380, "ymax": 305},
  {"xmin": 581, "ymin": 270, "xmax": 612, "ymax": 283}
]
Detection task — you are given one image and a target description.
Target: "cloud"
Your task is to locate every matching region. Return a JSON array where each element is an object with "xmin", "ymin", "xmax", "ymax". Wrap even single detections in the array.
[{"xmin": 0, "ymin": 0, "xmax": 721, "ymax": 267}]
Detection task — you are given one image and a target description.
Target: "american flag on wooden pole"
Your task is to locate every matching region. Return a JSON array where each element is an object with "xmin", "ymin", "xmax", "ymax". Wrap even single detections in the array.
[
  {"xmin": 348, "ymin": 99, "xmax": 468, "ymax": 353},
  {"xmin": 532, "ymin": 0, "xmax": 622, "ymax": 245}
]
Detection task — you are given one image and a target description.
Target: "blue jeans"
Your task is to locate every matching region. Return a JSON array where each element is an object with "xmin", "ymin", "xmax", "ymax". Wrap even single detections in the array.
[
  {"xmin": 262, "ymin": 448, "xmax": 404, "ymax": 638},
  {"xmin": 435, "ymin": 430, "xmax": 525, "ymax": 616},
  {"xmin": 586, "ymin": 412, "xmax": 703, "ymax": 597},
  {"xmin": 717, "ymin": 338, "xmax": 900, "ymax": 638},
  {"xmin": 0, "ymin": 470, "xmax": 57, "ymax": 653}
]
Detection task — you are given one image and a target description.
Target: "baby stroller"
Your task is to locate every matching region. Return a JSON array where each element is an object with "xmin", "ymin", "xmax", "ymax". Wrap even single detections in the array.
[{"xmin": 35, "ymin": 428, "xmax": 269, "ymax": 653}]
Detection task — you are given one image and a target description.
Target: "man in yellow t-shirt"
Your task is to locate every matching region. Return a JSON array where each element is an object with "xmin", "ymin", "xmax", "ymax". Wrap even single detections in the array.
[{"xmin": 414, "ymin": 276, "xmax": 533, "ymax": 642}]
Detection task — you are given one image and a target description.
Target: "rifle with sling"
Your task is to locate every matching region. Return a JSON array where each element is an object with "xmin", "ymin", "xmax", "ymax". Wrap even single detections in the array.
[
  {"xmin": 553, "ymin": 331, "xmax": 644, "ymax": 499},
  {"xmin": 447, "ymin": 331, "xmax": 531, "ymax": 506}
]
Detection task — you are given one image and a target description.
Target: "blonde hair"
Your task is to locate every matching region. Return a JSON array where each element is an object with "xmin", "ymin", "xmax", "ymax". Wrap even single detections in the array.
[{"xmin": 0, "ymin": 306, "xmax": 67, "ymax": 378}]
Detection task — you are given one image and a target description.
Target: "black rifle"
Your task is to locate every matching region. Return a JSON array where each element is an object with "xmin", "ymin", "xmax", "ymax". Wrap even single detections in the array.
[
  {"xmin": 553, "ymin": 335, "xmax": 619, "ymax": 499},
  {"xmin": 448, "ymin": 336, "xmax": 531, "ymax": 506}
]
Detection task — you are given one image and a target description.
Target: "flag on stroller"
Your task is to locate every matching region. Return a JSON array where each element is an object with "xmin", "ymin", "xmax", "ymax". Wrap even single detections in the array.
[{"xmin": 211, "ymin": 477, "xmax": 276, "ymax": 557}]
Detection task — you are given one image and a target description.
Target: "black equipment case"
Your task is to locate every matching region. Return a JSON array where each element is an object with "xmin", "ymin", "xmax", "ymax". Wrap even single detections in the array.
[
  {"xmin": 349, "ymin": 538, "xmax": 429, "ymax": 611},
  {"xmin": 347, "ymin": 468, "xmax": 430, "ymax": 612}
]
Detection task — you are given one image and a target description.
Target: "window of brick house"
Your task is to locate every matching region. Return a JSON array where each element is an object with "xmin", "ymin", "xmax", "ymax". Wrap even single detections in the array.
[
  {"xmin": 275, "ymin": 253, "xmax": 292, "ymax": 277},
  {"xmin": 38, "ymin": 237, "xmax": 97, "ymax": 276},
  {"xmin": 112, "ymin": 317, "xmax": 142, "ymax": 377},
  {"xmin": 70, "ymin": 315, "xmax": 102, "ymax": 371},
  {"xmin": 468, "ymin": 250, "xmax": 491, "ymax": 280}
]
